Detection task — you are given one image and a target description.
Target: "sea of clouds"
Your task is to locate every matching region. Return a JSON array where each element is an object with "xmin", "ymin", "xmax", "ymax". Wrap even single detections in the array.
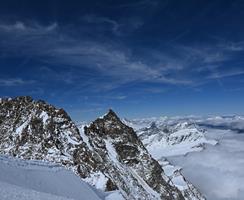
[{"xmin": 168, "ymin": 127, "xmax": 244, "ymax": 200}]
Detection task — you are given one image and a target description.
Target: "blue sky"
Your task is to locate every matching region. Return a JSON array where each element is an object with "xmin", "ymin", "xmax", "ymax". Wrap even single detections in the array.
[{"xmin": 1, "ymin": 0, "xmax": 244, "ymax": 121}]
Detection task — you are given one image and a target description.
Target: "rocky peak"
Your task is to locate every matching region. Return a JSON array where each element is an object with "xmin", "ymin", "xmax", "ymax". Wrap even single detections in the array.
[
  {"xmin": 138, "ymin": 122, "xmax": 163, "ymax": 140},
  {"xmin": 98, "ymin": 109, "xmax": 126, "ymax": 130},
  {"xmin": 84, "ymin": 110, "xmax": 185, "ymax": 200},
  {"xmin": 87, "ymin": 109, "xmax": 139, "ymax": 143},
  {"xmin": 104, "ymin": 109, "xmax": 120, "ymax": 121}
]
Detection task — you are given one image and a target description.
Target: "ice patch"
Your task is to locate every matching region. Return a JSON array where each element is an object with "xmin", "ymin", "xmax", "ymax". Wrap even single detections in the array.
[
  {"xmin": 15, "ymin": 120, "xmax": 30, "ymax": 136},
  {"xmin": 84, "ymin": 172, "xmax": 108, "ymax": 191},
  {"xmin": 39, "ymin": 111, "xmax": 49, "ymax": 124}
]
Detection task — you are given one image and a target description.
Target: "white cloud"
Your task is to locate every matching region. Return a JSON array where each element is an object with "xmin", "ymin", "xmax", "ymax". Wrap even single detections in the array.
[
  {"xmin": 169, "ymin": 128, "xmax": 244, "ymax": 200},
  {"xmin": 0, "ymin": 20, "xmax": 243, "ymax": 91},
  {"xmin": 0, "ymin": 21, "xmax": 26, "ymax": 31},
  {"xmin": 0, "ymin": 78, "xmax": 35, "ymax": 86},
  {"xmin": 109, "ymin": 95, "xmax": 127, "ymax": 100},
  {"xmin": 218, "ymin": 41, "xmax": 244, "ymax": 52},
  {"xmin": 82, "ymin": 14, "xmax": 144, "ymax": 36},
  {"xmin": 207, "ymin": 69, "xmax": 244, "ymax": 79},
  {"xmin": 0, "ymin": 21, "xmax": 57, "ymax": 34},
  {"xmin": 82, "ymin": 14, "xmax": 120, "ymax": 34},
  {"xmin": 45, "ymin": 40, "xmax": 192, "ymax": 87}
]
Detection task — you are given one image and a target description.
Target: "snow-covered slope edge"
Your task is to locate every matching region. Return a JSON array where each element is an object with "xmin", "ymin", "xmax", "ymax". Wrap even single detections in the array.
[{"xmin": 0, "ymin": 155, "xmax": 104, "ymax": 200}]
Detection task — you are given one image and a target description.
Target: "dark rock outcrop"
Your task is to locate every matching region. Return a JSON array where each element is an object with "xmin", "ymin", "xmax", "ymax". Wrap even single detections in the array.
[{"xmin": 83, "ymin": 109, "xmax": 184, "ymax": 199}]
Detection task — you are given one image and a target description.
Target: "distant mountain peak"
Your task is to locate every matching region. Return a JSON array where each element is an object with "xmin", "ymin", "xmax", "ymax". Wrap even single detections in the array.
[{"xmin": 149, "ymin": 121, "xmax": 159, "ymax": 130}]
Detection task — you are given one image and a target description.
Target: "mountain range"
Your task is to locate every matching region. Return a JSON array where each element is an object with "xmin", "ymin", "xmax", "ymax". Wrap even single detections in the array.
[{"xmin": 0, "ymin": 96, "xmax": 219, "ymax": 199}]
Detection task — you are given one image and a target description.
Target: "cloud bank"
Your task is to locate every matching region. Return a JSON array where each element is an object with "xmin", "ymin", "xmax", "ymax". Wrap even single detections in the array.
[{"xmin": 169, "ymin": 128, "xmax": 244, "ymax": 200}]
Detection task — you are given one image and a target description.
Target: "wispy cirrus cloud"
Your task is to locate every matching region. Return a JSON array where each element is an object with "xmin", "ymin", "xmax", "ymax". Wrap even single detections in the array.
[
  {"xmin": 48, "ymin": 43, "xmax": 192, "ymax": 86},
  {"xmin": 81, "ymin": 14, "xmax": 144, "ymax": 36},
  {"xmin": 0, "ymin": 21, "xmax": 192, "ymax": 89},
  {"xmin": 0, "ymin": 21, "xmax": 57, "ymax": 34},
  {"xmin": 219, "ymin": 42, "xmax": 244, "ymax": 52},
  {"xmin": 0, "ymin": 20, "xmax": 244, "ymax": 94},
  {"xmin": 82, "ymin": 14, "xmax": 120, "ymax": 35},
  {"xmin": 0, "ymin": 78, "xmax": 35, "ymax": 86},
  {"xmin": 207, "ymin": 69, "xmax": 244, "ymax": 79}
]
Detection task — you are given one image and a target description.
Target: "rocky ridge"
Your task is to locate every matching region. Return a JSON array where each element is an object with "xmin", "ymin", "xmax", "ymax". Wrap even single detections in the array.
[
  {"xmin": 0, "ymin": 96, "xmax": 205, "ymax": 200},
  {"xmin": 82, "ymin": 110, "xmax": 185, "ymax": 199}
]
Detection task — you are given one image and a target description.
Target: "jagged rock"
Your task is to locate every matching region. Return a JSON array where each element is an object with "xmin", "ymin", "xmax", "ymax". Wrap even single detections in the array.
[
  {"xmin": 83, "ymin": 109, "xmax": 185, "ymax": 200},
  {"xmin": 0, "ymin": 97, "xmax": 205, "ymax": 200},
  {"xmin": 0, "ymin": 96, "xmax": 98, "ymax": 177}
]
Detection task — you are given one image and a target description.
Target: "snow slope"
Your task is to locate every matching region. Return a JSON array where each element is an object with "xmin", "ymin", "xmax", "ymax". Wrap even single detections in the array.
[{"xmin": 0, "ymin": 155, "xmax": 104, "ymax": 200}]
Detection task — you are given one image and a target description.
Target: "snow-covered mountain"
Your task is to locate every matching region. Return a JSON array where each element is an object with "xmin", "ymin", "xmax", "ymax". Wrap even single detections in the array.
[
  {"xmin": 123, "ymin": 119, "xmax": 217, "ymax": 158},
  {"xmin": 122, "ymin": 118, "xmax": 218, "ymax": 199},
  {"xmin": 0, "ymin": 96, "xmax": 205, "ymax": 200},
  {"xmin": 123, "ymin": 116, "xmax": 244, "ymax": 200},
  {"xmin": 124, "ymin": 115, "xmax": 244, "ymax": 134}
]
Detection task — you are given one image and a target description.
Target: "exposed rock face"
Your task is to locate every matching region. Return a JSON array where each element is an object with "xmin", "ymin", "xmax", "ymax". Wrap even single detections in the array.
[
  {"xmin": 0, "ymin": 97, "xmax": 205, "ymax": 199},
  {"xmin": 0, "ymin": 96, "xmax": 98, "ymax": 177},
  {"xmin": 83, "ymin": 109, "xmax": 184, "ymax": 200}
]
